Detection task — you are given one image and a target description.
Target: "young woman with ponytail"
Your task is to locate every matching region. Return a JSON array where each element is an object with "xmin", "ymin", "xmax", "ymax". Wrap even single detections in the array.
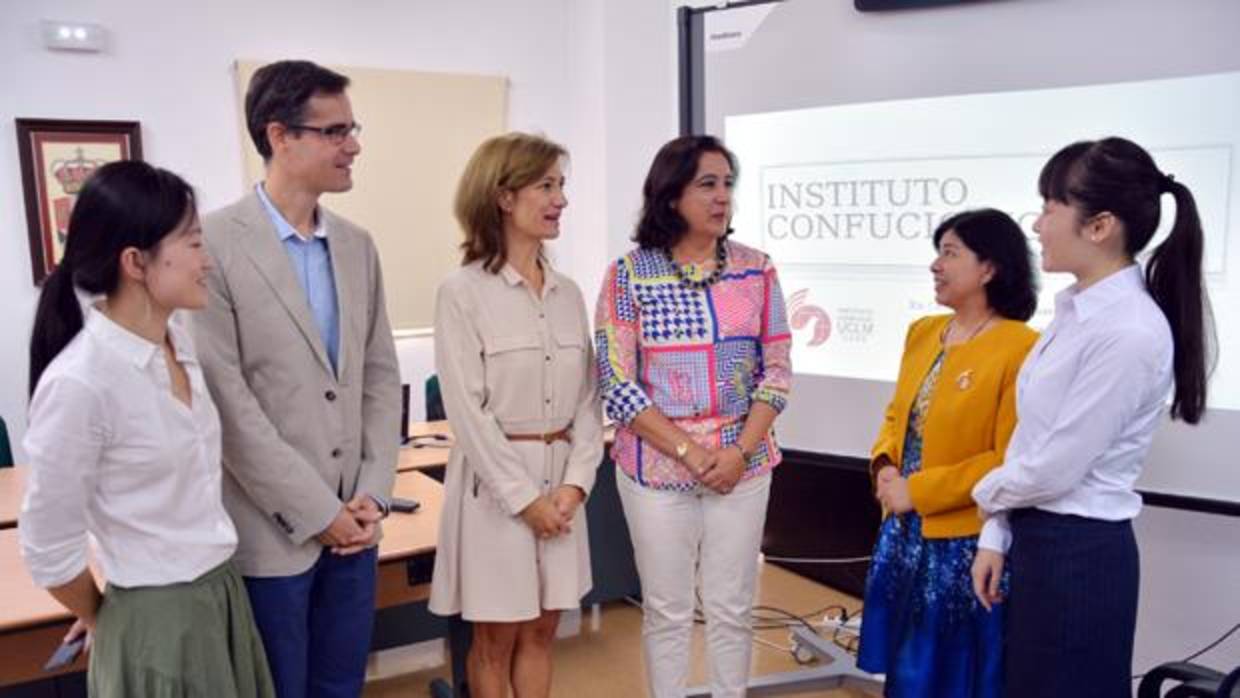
[
  {"xmin": 20, "ymin": 161, "xmax": 274, "ymax": 697},
  {"xmin": 969, "ymin": 137, "xmax": 1212, "ymax": 698}
]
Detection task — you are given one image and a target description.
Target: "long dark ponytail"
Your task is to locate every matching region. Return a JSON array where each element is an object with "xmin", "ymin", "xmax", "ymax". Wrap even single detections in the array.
[
  {"xmin": 1038, "ymin": 137, "xmax": 1212, "ymax": 423},
  {"xmin": 28, "ymin": 160, "xmax": 196, "ymax": 397}
]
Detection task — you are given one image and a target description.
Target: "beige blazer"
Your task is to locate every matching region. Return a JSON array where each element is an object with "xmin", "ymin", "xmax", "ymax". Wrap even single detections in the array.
[
  {"xmin": 193, "ymin": 191, "xmax": 400, "ymax": 577},
  {"xmin": 429, "ymin": 262, "xmax": 603, "ymax": 620}
]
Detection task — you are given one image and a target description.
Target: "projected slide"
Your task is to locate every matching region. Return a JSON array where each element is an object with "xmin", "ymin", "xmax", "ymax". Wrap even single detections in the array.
[{"xmin": 727, "ymin": 71, "xmax": 1240, "ymax": 409}]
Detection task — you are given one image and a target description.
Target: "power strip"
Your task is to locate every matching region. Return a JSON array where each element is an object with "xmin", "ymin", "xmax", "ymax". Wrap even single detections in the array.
[
  {"xmin": 821, "ymin": 612, "xmax": 863, "ymax": 633},
  {"xmin": 782, "ymin": 614, "xmax": 866, "ymax": 666}
]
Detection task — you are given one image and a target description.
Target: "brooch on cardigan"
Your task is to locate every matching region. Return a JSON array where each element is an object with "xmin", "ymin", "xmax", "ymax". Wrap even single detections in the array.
[{"xmin": 955, "ymin": 369, "xmax": 974, "ymax": 390}]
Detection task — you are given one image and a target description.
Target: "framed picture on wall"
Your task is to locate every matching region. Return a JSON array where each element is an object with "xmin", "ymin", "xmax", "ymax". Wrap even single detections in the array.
[{"xmin": 15, "ymin": 118, "xmax": 143, "ymax": 284}]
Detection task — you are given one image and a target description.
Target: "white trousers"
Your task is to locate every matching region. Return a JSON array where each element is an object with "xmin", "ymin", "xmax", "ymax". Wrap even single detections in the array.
[{"xmin": 618, "ymin": 469, "xmax": 772, "ymax": 698}]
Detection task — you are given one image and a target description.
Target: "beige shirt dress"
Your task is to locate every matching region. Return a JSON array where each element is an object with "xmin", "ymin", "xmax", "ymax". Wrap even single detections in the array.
[{"xmin": 428, "ymin": 261, "xmax": 604, "ymax": 622}]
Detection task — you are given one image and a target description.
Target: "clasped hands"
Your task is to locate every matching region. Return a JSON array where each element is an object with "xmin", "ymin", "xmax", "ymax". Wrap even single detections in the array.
[
  {"xmin": 519, "ymin": 485, "xmax": 586, "ymax": 540},
  {"xmin": 681, "ymin": 442, "xmax": 746, "ymax": 495},
  {"xmin": 316, "ymin": 495, "xmax": 384, "ymax": 555},
  {"xmin": 874, "ymin": 463, "xmax": 914, "ymax": 514},
  {"xmin": 874, "ymin": 460, "xmax": 1008, "ymax": 611}
]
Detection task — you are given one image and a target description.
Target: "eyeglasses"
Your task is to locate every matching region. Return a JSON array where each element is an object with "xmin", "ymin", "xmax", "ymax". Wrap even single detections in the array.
[{"xmin": 285, "ymin": 122, "xmax": 362, "ymax": 144}]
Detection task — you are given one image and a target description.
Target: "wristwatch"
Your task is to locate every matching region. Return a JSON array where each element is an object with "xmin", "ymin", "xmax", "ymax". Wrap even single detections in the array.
[
  {"xmin": 734, "ymin": 441, "xmax": 753, "ymax": 460},
  {"xmin": 675, "ymin": 441, "xmax": 690, "ymax": 461}
]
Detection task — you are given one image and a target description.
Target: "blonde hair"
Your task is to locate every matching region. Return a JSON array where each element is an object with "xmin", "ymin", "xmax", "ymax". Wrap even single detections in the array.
[{"xmin": 454, "ymin": 132, "xmax": 567, "ymax": 272}]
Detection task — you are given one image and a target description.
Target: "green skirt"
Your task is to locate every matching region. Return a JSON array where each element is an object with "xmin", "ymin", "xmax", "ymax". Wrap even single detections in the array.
[{"xmin": 89, "ymin": 560, "xmax": 276, "ymax": 698}]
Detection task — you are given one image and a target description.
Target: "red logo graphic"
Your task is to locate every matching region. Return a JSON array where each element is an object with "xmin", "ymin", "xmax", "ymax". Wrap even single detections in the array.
[
  {"xmin": 789, "ymin": 289, "xmax": 831, "ymax": 347},
  {"xmin": 50, "ymin": 148, "xmax": 105, "ymax": 245}
]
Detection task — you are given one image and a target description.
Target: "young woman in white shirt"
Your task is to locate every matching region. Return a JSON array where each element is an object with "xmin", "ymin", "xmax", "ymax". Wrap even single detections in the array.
[
  {"xmin": 969, "ymin": 137, "xmax": 1211, "ymax": 698},
  {"xmin": 21, "ymin": 161, "xmax": 274, "ymax": 697}
]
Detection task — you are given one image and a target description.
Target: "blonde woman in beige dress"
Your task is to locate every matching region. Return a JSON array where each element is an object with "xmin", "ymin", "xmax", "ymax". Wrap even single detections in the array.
[{"xmin": 429, "ymin": 132, "xmax": 604, "ymax": 698}]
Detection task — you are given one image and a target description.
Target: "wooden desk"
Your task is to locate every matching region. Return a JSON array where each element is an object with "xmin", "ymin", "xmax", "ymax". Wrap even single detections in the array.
[
  {"xmin": 0, "ymin": 421, "xmax": 458, "ymax": 528},
  {"xmin": 398, "ymin": 420, "xmax": 617, "ymax": 474},
  {"xmin": 1, "ymin": 425, "xmax": 631, "ymax": 696},
  {"xmin": 0, "ymin": 529, "xmax": 91, "ymax": 687},
  {"xmin": 408, "ymin": 420, "xmax": 616, "ymax": 443},
  {"xmin": 398, "ymin": 444, "xmax": 452, "ymax": 472},
  {"xmin": 0, "ymin": 466, "xmax": 25, "ymax": 529},
  {"xmin": 397, "ymin": 419, "xmax": 636, "ymax": 610},
  {"xmin": 398, "ymin": 420, "xmax": 452, "ymax": 472},
  {"xmin": 409, "ymin": 420, "xmax": 451, "ymax": 440},
  {"xmin": 4, "ymin": 421, "xmax": 613, "ymax": 522},
  {"xmin": 374, "ymin": 470, "xmax": 443, "ymax": 608},
  {"xmin": 0, "ymin": 471, "xmax": 444, "ymax": 692},
  {"xmin": 1, "ymin": 438, "xmax": 454, "ymax": 523}
]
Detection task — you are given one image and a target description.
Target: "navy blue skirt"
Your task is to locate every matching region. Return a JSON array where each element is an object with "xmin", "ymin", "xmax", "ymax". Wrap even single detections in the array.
[{"xmin": 1004, "ymin": 508, "xmax": 1139, "ymax": 698}]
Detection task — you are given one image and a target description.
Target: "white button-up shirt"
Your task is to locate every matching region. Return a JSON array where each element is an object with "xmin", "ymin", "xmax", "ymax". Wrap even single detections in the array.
[
  {"xmin": 20, "ymin": 308, "xmax": 237, "ymax": 588},
  {"xmin": 973, "ymin": 265, "xmax": 1173, "ymax": 552}
]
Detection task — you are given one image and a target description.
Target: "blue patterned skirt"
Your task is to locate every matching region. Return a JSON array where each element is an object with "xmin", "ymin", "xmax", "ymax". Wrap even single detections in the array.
[{"xmin": 856, "ymin": 432, "xmax": 1007, "ymax": 697}]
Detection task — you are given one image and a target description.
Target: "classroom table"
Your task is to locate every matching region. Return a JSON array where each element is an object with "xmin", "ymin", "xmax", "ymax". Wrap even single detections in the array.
[
  {"xmin": 0, "ymin": 421, "xmax": 457, "ymax": 528},
  {"xmin": 1, "ymin": 437, "xmax": 447, "ymax": 526},
  {"xmin": 0, "ymin": 526, "xmax": 94, "ymax": 688},
  {"xmin": 0, "ymin": 466, "xmax": 25, "ymax": 529},
  {"xmin": 400, "ymin": 420, "xmax": 636, "ymax": 605},
  {"xmin": 396, "ymin": 421, "xmax": 630, "ymax": 698},
  {"xmin": 2, "ymin": 423, "xmax": 636, "ymax": 698},
  {"xmin": 398, "ymin": 437, "xmax": 453, "ymax": 472},
  {"xmin": 0, "ymin": 470, "xmax": 445, "ymax": 695},
  {"xmin": 0, "ymin": 422, "xmax": 613, "ymax": 520},
  {"xmin": 398, "ymin": 420, "xmax": 617, "ymax": 473}
]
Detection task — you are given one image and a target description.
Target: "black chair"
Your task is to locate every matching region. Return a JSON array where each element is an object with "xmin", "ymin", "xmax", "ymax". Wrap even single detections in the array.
[
  {"xmin": 1138, "ymin": 661, "xmax": 1240, "ymax": 697},
  {"xmin": 0, "ymin": 415, "xmax": 13, "ymax": 467},
  {"xmin": 421, "ymin": 375, "xmax": 464, "ymax": 696},
  {"xmin": 425, "ymin": 374, "xmax": 446, "ymax": 422}
]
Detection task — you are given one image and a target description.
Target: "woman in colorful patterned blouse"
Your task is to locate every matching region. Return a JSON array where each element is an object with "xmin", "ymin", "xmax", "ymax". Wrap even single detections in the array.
[
  {"xmin": 595, "ymin": 135, "xmax": 791, "ymax": 698},
  {"xmin": 856, "ymin": 209, "xmax": 1038, "ymax": 698}
]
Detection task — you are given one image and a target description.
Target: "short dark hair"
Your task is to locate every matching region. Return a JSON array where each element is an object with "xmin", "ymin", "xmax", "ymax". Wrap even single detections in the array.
[
  {"xmin": 633, "ymin": 135, "xmax": 737, "ymax": 249},
  {"xmin": 933, "ymin": 208, "xmax": 1037, "ymax": 322},
  {"xmin": 245, "ymin": 60, "xmax": 349, "ymax": 160}
]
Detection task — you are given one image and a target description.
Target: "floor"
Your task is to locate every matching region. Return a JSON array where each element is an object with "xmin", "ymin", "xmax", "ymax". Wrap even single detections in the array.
[{"xmin": 363, "ymin": 563, "xmax": 881, "ymax": 697}]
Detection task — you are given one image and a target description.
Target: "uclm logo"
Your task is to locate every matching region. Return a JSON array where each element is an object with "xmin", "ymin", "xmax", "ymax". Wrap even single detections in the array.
[{"xmin": 788, "ymin": 289, "xmax": 830, "ymax": 347}]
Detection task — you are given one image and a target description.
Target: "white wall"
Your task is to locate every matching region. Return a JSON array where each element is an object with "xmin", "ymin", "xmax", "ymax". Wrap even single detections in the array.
[
  {"xmin": 5, "ymin": 0, "xmax": 1235, "ymax": 678},
  {"xmin": 0, "ymin": 0, "xmax": 610, "ymax": 445},
  {"xmin": 383, "ymin": 0, "xmax": 673, "ymax": 424},
  {"xmin": 1135, "ymin": 507, "xmax": 1240, "ymax": 674}
]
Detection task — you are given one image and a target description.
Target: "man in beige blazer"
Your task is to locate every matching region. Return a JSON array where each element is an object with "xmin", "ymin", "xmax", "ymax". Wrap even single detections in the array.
[{"xmin": 193, "ymin": 60, "xmax": 400, "ymax": 698}]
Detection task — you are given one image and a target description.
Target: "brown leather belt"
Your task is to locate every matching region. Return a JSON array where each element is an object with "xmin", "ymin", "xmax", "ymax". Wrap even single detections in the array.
[{"xmin": 505, "ymin": 428, "xmax": 572, "ymax": 444}]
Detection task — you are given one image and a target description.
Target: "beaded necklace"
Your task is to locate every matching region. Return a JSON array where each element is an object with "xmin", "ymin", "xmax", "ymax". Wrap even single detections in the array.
[{"xmin": 664, "ymin": 241, "xmax": 727, "ymax": 290}]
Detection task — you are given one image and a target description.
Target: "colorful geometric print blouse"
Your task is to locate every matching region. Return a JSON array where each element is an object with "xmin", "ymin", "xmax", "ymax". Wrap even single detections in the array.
[{"xmin": 595, "ymin": 240, "xmax": 793, "ymax": 490}]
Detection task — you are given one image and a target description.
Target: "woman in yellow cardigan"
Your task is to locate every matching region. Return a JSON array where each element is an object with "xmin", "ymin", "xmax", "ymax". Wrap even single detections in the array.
[{"xmin": 856, "ymin": 208, "xmax": 1038, "ymax": 698}]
